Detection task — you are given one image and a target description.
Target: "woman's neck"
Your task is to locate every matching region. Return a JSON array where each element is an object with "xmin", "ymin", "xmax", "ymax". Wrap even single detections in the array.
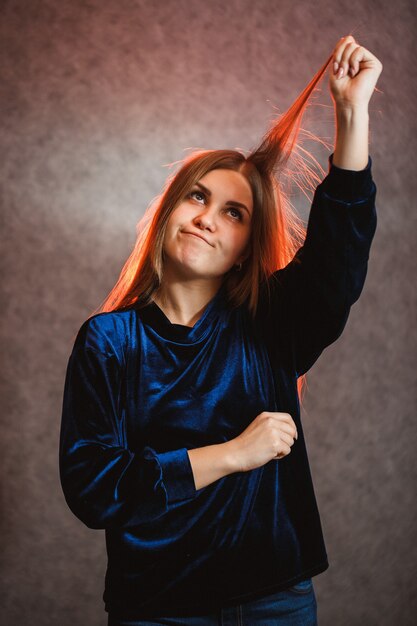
[{"xmin": 152, "ymin": 278, "xmax": 223, "ymax": 327}]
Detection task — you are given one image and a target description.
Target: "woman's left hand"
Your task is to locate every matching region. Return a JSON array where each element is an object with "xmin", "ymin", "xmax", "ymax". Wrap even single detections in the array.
[{"xmin": 330, "ymin": 35, "xmax": 383, "ymax": 109}]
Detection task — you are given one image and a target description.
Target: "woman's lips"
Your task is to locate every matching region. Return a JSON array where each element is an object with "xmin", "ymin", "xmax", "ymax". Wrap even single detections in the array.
[{"xmin": 182, "ymin": 231, "xmax": 213, "ymax": 246}]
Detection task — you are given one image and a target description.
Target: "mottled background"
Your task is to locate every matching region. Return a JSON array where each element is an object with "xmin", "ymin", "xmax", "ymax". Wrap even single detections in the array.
[{"xmin": 1, "ymin": 0, "xmax": 416, "ymax": 624}]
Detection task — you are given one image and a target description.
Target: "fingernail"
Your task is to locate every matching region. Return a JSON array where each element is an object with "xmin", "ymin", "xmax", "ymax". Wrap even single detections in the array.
[
  {"xmin": 333, "ymin": 61, "xmax": 339, "ymax": 74},
  {"xmin": 337, "ymin": 66, "xmax": 344, "ymax": 79}
]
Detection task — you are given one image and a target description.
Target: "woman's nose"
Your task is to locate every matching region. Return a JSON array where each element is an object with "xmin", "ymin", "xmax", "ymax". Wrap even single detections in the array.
[{"xmin": 193, "ymin": 208, "xmax": 216, "ymax": 230}]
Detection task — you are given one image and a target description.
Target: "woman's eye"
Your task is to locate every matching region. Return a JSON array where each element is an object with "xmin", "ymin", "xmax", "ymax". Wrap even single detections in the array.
[
  {"xmin": 228, "ymin": 207, "xmax": 243, "ymax": 221},
  {"xmin": 188, "ymin": 191, "xmax": 243, "ymax": 221},
  {"xmin": 189, "ymin": 190, "xmax": 205, "ymax": 203}
]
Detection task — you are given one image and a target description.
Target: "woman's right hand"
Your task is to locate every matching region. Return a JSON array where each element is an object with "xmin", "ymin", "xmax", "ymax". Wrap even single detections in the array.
[{"xmin": 228, "ymin": 411, "xmax": 298, "ymax": 472}]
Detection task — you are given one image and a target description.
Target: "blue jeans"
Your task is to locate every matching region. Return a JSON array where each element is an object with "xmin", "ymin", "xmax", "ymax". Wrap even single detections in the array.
[{"xmin": 107, "ymin": 578, "xmax": 318, "ymax": 625}]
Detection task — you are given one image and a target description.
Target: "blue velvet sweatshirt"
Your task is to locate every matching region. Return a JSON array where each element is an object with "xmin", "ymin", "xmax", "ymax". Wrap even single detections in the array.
[{"xmin": 59, "ymin": 154, "xmax": 377, "ymax": 619}]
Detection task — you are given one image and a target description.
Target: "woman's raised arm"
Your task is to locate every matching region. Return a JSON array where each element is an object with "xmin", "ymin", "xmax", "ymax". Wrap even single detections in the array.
[{"xmin": 330, "ymin": 35, "xmax": 383, "ymax": 170}]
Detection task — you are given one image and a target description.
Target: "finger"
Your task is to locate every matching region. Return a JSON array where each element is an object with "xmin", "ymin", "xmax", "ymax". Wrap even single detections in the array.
[
  {"xmin": 262, "ymin": 412, "xmax": 298, "ymax": 440},
  {"xmin": 279, "ymin": 431, "xmax": 297, "ymax": 448},
  {"xmin": 332, "ymin": 35, "xmax": 357, "ymax": 76},
  {"xmin": 334, "ymin": 34, "xmax": 356, "ymax": 52},
  {"xmin": 335, "ymin": 42, "xmax": 358, "ymax": 79},
  {"xmin": 273, "ymin": 412, "xmax": 298, "ymax": 434},
  {"xmin": 333, "ymin": 35, "xmax": 356, "ymax": 60},
  {"xmin": 349, "ymin": 45, "xmax": 381, "ymax": 77},
  {"xmin": 272, "ymin": 420, "xmax": 298, "ymax": 441},
  {"xmin": 265, "ymin": 411, "xmax": 293, "ymax": 425},
  {"xmin": 348, "ymin": 45, "xmax": 366, "ymax": 77},
  {"xmin": 275, "ymin": 443, "xmax": 292, "ymax": 459}
]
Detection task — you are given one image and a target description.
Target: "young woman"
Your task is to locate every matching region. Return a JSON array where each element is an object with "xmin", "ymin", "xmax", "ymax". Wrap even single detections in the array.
[{"xmin": 59, "ymin": 36, "xmax": 382, "ymax": 625}]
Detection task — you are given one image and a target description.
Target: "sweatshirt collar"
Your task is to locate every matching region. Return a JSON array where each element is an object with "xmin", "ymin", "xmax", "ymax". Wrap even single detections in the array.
[{"xmin": 138, "ymin": 281, "xmax": 228, "ymax": 343}]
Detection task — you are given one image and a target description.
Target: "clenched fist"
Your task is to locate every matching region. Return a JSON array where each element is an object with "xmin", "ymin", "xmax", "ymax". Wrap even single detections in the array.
[
  {"xmin": 228, "ymin": 411, "xmax": 299, "ymax": 473},
  {"xmin": 329, "ymin": 35, "xmax": 383, "ymax": 109}
]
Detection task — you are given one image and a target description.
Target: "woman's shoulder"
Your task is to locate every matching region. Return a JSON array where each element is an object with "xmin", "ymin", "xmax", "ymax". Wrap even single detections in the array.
[{"xmin": 72, "ymin": 308, "xmax": 137, "ymax": 359}]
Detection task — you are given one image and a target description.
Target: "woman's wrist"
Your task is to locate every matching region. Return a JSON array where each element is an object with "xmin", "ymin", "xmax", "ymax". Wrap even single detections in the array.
[
  {"xmin": 333, "ymin": 104, "xmax": 369, "ymax": 171},
  {"xmin": 221, "ymin": 439, "xmax": 243, "ymax": 473},
  {"xmin": 187, "ymin": 440, "xmax": 241, "ymax": 491},
  {"xmin": 334, "ymin": 101, "xmax": 369, "ymax": 116}
]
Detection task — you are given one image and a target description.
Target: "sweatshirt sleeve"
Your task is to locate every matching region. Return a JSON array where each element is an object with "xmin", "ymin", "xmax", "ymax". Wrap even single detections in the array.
[
  {"xmin": 260, "ymin": 153, "xmax": 377, "ymax": 377},
  {"xmin": 59, "ymin": 315, "xmax": 197, "ymax": 530}
]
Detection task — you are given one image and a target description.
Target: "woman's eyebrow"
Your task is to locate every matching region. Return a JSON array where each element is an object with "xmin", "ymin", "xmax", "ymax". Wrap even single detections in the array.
[{"xmin": 194, "ymin": 181, "xmax": 251, "ymax": 216}]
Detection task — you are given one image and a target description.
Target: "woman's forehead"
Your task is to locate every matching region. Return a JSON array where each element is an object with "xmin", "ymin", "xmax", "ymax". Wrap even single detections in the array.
[{"xmin": 197, "ymin": 168, "xmax": 253, "ymax": 210}]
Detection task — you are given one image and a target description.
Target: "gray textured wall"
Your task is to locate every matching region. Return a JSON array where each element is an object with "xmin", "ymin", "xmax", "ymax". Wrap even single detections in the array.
[{"xmin": 1, "ymin": 0, "xmax": 416, "ymax": 624}]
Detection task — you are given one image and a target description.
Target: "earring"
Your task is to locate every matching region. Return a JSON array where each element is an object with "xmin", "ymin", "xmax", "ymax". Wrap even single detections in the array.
[{"xmin": 235, "ymin": 262, "xmax": 242, "ymax": 271}]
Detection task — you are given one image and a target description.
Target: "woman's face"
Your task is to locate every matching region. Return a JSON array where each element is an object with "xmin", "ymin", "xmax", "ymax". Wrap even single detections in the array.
[{"xmin": 162, "ymin": 168, "xmax": 253, "ymax": 281}]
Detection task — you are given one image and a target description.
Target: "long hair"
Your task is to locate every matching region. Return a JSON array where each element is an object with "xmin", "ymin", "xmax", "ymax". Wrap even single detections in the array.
[{"xmin": 89, "ymin": 52, "xmax": 333, "ymax": 401}]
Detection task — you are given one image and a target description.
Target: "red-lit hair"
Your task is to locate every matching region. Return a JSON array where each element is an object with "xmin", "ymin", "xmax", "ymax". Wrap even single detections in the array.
[{"xmin": 89, "ymin": 53, "xmax": 333, "ymax": 401}]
